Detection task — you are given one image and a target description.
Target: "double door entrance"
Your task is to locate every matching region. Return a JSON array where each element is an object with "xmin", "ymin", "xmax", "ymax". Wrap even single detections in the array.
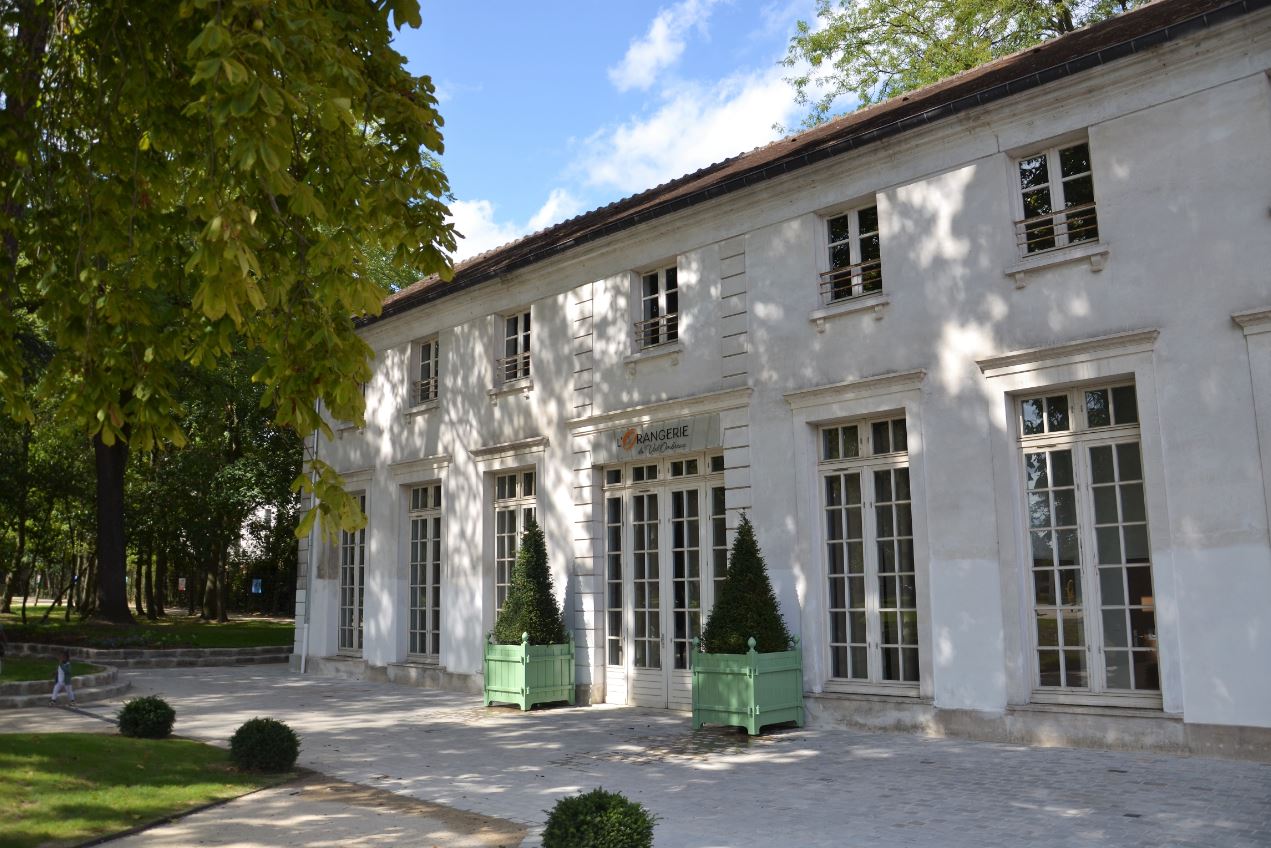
[{"xmin": 603, "ymin": 459, "xmax": 727, "ymax": 709}]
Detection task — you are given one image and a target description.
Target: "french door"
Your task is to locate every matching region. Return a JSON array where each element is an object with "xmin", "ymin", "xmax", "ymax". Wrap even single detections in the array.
[
  {"xmin": 338, "ymin": 493, "xmax": 366, "ymax": 654},
  {"xmin": 604, "ymin": 460, "xmax": 726, "ymax": 708}
]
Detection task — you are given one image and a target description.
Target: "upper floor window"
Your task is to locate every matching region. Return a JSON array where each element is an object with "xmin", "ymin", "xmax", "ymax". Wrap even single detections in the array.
[
  {"xmin": 820, "ymin": 205, "xmax": 881, "ymax": 305},
  {"xmin": 499, "ymin": 310, "xmax": 531, "ymax": 382},
  {"xmin": 413, "ymin": 337, "xmax": 439, "ymax": 406},
  {"xmin": 1015, "ymin": 141, "xmax": 1098, "ymax": 256},
  {"xmin": 635, "ymin": 266, "xmax": 679, "ymax": 349}
]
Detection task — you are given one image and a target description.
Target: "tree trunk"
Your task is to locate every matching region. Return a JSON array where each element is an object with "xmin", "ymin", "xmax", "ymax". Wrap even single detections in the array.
[
  {"xmin": 144, "ymin": 548, "xmax": 156, "ymax": 620},
  {"xmin": 93, "ymin": 432, "xmax": 133, "ymax": 623},
  {"xmin": 217, "ymin": 551, "xmax": 229, "ymax": 623},
  {"xmin": 134, "ymin": 542, "xmax": 146, "ymax": 617},
  {"xmin": 154, "ymin": 545, "xmax": 167, "ymax": 617}
]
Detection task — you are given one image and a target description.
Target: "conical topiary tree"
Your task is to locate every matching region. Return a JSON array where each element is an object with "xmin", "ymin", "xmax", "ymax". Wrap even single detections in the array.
[
  {"xmin": 700, "ymin": 515, "xmax": 792, "ymax": 654},
  {"xmin": 492, "ymin": 517, "xmax": 568, "ymax": 645}
]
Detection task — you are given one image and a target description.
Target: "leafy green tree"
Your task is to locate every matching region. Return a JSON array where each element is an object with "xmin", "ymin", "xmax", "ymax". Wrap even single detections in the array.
[
  {"xmin": 492, "ymin": 518, "xmax": 568, "ymax": 646},
  {"xmin": 701, "ymin": 515, "xmax": 792, "ymax": 654},
  {"xmin": 0, "ymin": 0, "xmax": 454, "ymax": 622},
  {"xmin": 783, "ymin": 0, "xmax": 1146, "ymax": 126}
]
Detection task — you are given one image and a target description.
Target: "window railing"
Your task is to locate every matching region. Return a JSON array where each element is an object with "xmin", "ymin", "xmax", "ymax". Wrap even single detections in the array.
[
  {"xmin": 1015, "ymin": 202, "xmax": 1099, "ymax": 255},
  {"xmin": 413, "ymin": 378, "xmax": 438, "ymax": 406},
  {"xmin": 818, "ymin": 259, "xmax": 883, "ymax": 306},
  {"xmin": 497, "ymin": 351, "xmax": 531, "ymax": 382},
  {"xmin": 634, "ymin": 313, "xmax": 679, "ymax": 349}
]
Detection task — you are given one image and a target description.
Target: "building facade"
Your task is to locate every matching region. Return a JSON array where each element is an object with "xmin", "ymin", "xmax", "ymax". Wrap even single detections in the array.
[{"xmin": 293, "ymin": 0, "xmax": 1271, "ymax": 757}]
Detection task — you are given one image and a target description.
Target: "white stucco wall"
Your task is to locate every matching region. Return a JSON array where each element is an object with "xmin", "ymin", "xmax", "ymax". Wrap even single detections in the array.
[{"xmin": 298, "ymin": 14, "xmax": 1271, "ymax": 733}]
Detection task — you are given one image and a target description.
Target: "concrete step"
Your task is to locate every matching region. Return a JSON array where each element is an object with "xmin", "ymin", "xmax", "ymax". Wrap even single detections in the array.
[{"xmin": 0, "ymin": 679, "xmax": 131, "ymax": 710}]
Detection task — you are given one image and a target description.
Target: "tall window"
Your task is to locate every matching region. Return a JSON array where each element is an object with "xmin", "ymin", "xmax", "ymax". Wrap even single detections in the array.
[
  {"xmin": 821, "ymin": 417, "xmax": 919, "ymax": 685},
  {"xmin": 408, "ymin": 483, "xmax": 442, "ymax": 657},
  {"xmin": 605, "ymin": 492, "xmax": 623, "ymax": 667},
  {"xmin": 414, "ymin": 337, "xmax": 439, "ymax": 405},
  {"xmin": 636, "ymin": 266, "xmax": 678, "ymax": 349},
  {"xmin": 500, "ymin": 311, "xmax": 531, "ymax": 382},
  {"xmin": 820, "ymin": 205, "xmax": 881, "ymax": 304},
  {"xmin": 493, "ymin": 470, "xmax": 536, "ymax": 610},
  {"xmin": 1016, "ymin": 141, "xmax": 1098, "ymax": 255},
  {"xmin": 1020, "ymin": 382, "xmax": 1157, "ymax": 695},
  {"xmin": 338, "ymin": 493, "xmax": 366, "ymax": 653}
]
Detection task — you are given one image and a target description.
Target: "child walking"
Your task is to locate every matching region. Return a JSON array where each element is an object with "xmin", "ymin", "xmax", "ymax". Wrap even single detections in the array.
[{"xmin": 50, "ymin": 650, "xmax": 76, "ymax": 706}]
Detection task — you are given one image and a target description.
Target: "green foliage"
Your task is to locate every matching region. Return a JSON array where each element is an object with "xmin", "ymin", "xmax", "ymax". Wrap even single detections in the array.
[
  {"xmin": 700, "ymin": 516, "xmax": 792, "ymax": 655},
  {"xmin": 492, "ymin": 518, "xmax": 568, "ymax": 646},
  {"xmin": 0, "ymin": 0, "xmax": 456, "ymax": 590},
  {"xmin": 118, "ymin": 696, "xmax": 176, "ymax": 739},
  {"xmin": 783, "ymin": 0, "xmax": 1148, "ymax": 126},
  {"xmin": 229, "ymin": 717, "xmax": 299, "ymax": 772},
  {"xmin": 542, "ymin": 788, "xmax": 656, "ymax": 848}
]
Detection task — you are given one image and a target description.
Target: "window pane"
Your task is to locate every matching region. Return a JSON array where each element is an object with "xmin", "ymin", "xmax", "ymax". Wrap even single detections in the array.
[
  {"xmin": 1062, "ymin": 174, "xmax": 1095, "ymax": 208},
  {"xmin": 872, "ymin": 421, "xmax": 891, "ymax": 455},
  {"xmin": 1019, "ymin": 155, "xmax": 1049, "ymax": 190},
  {"xmin": 1099, "ymin": 566, "xmax": 1126, "ymax": 606},
  {"xmin": 1093, "ymin": 486, "xmax": 1119, "ymax": 525},
  {"xmin": 1059, "ymin": 143, "xmax": 1091, "ymax": 178},
  {"xmin": 1021, "ymin": 399, "xmax": 1045, "ymax": 435},
  {"xmin": 827, "ymin": 214, "xmax": 850, "ymax": 244},
  {"xmin": 823, "ymin": 429, "xmax": 840, "ymax": 461},
  {"xmin": 1022, "ymin": 187, "xmax": 1053, "ymax": 217},
  {"xmin": 1049, "ymin": 450, "xmax": 1073, "ymax": 487},
  {"xmin": 1116, "ymin": 442, "xmax": 1143, "ymax": 481},
  {"xmin": 1089, "ymin": 445, "xmax": 1115, "ymax": 484},
  {"xmin": 857, "ymin": 205, "xmax": 878, "ymax": 235},
  {"xmin": 1045, "ymin": 396, "xmax": 1069, "ymax": 431},
  {"xmin": 1112, "ymin": 385, "xmax": 1139, "ymax": 425},
  {"xmin": 1085, "ymin": 389, "xmax": 1111, "ymax": 427},
  {"xmin": 1096, "ymin": 527, "xmax": 1123, "ymax": 566},
  {"xmin": 892, "ymin": 419, "xmax": 907, "ymax": 453}
]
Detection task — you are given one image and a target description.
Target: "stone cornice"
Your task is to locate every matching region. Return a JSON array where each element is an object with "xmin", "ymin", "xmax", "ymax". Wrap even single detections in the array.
[
  {"xmin": 977, "ymin": 329, "xmax": 1159, "ymax": 377},
  {"xmin": 784, "ymin": 370, "xmax": 926, "ymax": 410}
]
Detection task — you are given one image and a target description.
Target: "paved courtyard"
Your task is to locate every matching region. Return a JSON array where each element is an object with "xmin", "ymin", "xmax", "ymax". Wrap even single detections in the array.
[{"xmin": 8, "ymin": 666, "xmax": 1270, "ymax": 847}]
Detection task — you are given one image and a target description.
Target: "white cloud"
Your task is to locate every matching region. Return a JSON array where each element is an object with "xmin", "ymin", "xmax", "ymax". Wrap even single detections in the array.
[
  {"xmin": 449, "ymin": 189, "xmax": 584, "ymax": 262},
  {"xmin": 609, "ymin": 0, "xmax": 721, "ymax": 93},
  {"xmin": 579, "ymin": 65, "xmax": 802, "ymax": 196}
]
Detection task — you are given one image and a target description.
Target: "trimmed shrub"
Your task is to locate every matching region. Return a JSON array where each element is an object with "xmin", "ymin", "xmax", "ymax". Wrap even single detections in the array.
[
  {"xmin": 542, "ymin": 788, "xmax": 656, "ymax": 848},
  {"xmin": 492, "ymin": 517, "xmax": 568, "ymax": 646},
  {"xmin": 229, "ymin": 717, "xmax": 300, "ymax": 772},
  {"xmin": 118, "ymin": 695, "xmax": 176, "ymax": 739},
  {"xmin": 700, "ymin": 515, "xmax": 792, "ymax": 654}
]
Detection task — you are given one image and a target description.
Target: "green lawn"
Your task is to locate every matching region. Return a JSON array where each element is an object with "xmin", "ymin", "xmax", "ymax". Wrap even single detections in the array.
[
  {"xmin": 0, "ymin": 658, "xmax": 100, "ymax": 683},
  {"xmin": 2, "ymin": 606, "xmax": 293, "ymax": 649},
  {"xmin": 0, "ymin": 733, "xmax": 286, "ymax": 848}
]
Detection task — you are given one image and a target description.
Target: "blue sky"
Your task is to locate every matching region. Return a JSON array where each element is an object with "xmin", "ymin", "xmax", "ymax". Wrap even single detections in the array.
[{"xmin": 394, "ymin": 1, "xmax": 822, "ymax": 260}]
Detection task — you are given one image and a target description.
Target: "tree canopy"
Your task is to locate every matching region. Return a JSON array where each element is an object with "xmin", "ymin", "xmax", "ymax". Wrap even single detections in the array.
[
  {"xmin": 783, "ymin": 0, "xmax": 1146, "ymax": 127},
  {"xmin": 0, "ymin": 0, "xmax": 454, "ymax": 620}
]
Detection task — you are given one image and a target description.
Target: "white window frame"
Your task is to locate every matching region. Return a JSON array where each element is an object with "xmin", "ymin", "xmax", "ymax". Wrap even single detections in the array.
[
  {"xmin": 1015, "ymin": 382, "xmax": 1160, "ymax": 706},
  {"xmin": 818, "ymin": 416, "xmax": 920, "ymax": 693},
  {"xmin": 785, "ymin": 371, "xmax": 932, "ymax": 699},
  {"xmin": 819, "ymin": 203, "xmax": 882, "ymax": 305},
  {"xmin": 337, "ymin": 492, "xmax": 367, "ymax": 655},
  {"xmin": 492, "ymin": 468, "xmax": 537, "ymax": 612},
  {"xmin": 634, "ymin": 265, "xmax": 679, "ymax": 350},
  {"xmin": 498, "ymin": 310, "xmax": 531, "ymax": 384},
  {"xmin": 407, "ymin": 482, "xmax": 443, "ymax": 660},
  {"xmin": 412, "ymin": 336, "xmax": 440, "ymax": 407},
  {"xmin": 1012, "ymin": 139, "xmax": 1099, "ymax": 257},
  {"xmin": 977, "ymin": 329, "xmax": 1181, "ymax": 714}
]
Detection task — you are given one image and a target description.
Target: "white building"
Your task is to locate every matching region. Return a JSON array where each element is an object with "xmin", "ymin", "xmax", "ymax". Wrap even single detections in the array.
[{"xmin": 293, "ymin": 0, "xmax": 1271, "ymax": 758}]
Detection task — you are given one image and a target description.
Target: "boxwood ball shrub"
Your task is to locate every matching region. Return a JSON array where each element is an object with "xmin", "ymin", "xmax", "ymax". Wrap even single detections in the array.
[
  {"xmin": 542, "ymin": 788, "xmax": 656, "ymax": 848},
  {"xmin": 230, "ymin": 717, "xmax": 300, "ymax": 772},
  {"xmin": 118, "ymin": 695, "xmax": 176, "ymax": 739},
  {"xmin": 492, "ymin": 517, "xmax": 568, "ymax": 646},
  {"xmin": 700, "ymin": 515, "xmax": 792, "ymax": 654}
]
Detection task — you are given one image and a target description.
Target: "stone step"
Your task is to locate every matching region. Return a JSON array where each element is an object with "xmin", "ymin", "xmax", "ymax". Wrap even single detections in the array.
[
  {"xmin": 0, "ymin": 679, "xmax": 131, "ymax": 710},
  {"xmin": 8, "ymin": 643, "xmax": 292, "ymax": 667},
  {"xmin": 1, "ymin": 668, "xmax": 117, "ymax": 695}
]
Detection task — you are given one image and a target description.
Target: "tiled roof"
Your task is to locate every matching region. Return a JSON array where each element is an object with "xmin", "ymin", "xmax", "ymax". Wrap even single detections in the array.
[{"xmin": 374, "ymin": 0, "xmax": 1263, "ymax": 324}]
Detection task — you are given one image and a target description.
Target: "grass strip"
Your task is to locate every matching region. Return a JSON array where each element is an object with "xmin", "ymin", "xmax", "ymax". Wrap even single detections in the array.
[
  {"xmin": 0, "ymin": 659, "xmax": 100, "ymax": 683},
  {"xmin": 0, "ymin": 733, "xmax": 287, "ymax": 848},
  {"xmin": 2, "ymin": 608, "xmax": 293, "ymax": 649}
]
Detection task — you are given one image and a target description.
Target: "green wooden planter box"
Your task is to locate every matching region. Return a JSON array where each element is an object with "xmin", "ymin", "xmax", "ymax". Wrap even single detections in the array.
[
  {"xmin": 691, "ymin": 636, "xmax": 804, "ymax": 735},
  {"xmin": 483, "ymin": 632, "xmax": 575, "ymax": 711}
]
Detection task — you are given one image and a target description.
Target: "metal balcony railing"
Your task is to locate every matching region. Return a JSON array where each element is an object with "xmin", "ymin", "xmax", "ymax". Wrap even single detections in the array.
[
  {"xmin": 1015, "ymin": 201, "xmax": 1099, "ymax": 255},
  {"xmin": 818, "ymin": 259, "xmax": 883, "ymax": 306},
  {"xmin": 497, "ymin": 351, "xmax": 531, "ymax": 382},
  {"xmin": 634, "ymin": 313, "xmax": 679, "ymax": 349},
  {"xmin": 413, "ymin": 378, "xmax": 438, "ymax": 405}
]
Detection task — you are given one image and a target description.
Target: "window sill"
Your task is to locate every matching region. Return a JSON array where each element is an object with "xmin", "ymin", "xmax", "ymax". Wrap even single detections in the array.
[
  {"xmin": 813, "ymin": 685, "xmax": 928, "ymax": 703},
  {"xmin": 1027, "ymin": 689, "xmax": 1163, "ymax": 712},
  {"xmin": 488, "ymin": 377, "xmax": 533, "ymax": 404},
  {"xmin": 1004, "ymin": 241, "xmax": 1109, "ymax": 288},
  {"xmin": 623, "ymin": 342, "xmax": 682, "ymax": 376},
  {"xmin": 809, "ymin": 291, "xmax": 889, "ymax": 333},
  {"xmin": 1015, "ymin": 697, "xmax": 1169, "ymax": 719},
  {"xmin": 404, "ymin": 399, "xmax": 439, "ymax": 418}
]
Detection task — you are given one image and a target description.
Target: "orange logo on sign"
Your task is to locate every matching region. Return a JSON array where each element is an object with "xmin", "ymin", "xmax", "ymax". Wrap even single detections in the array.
[{"xmin": 620, "ymin": 427, "xmax": 638, "ymax": 451}]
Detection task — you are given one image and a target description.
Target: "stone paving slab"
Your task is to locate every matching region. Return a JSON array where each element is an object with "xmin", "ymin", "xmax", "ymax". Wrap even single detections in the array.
[{"xmin": 4, "ymin": 666, "xmax": 1269, "ymax": 848}]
